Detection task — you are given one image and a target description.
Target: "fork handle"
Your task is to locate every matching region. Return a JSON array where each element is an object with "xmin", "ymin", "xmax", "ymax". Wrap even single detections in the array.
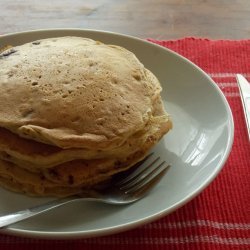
[{"xmin": 0, "ymin": 196, "xmax": 80, "ymax": 228}]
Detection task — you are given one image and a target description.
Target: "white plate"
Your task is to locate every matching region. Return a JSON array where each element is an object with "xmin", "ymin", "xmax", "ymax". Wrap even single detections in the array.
[{"xmin": 0, "ymin": 29, "xmax": 234, "ymax": 239}]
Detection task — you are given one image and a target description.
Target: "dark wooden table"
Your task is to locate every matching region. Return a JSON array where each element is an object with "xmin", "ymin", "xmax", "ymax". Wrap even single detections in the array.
[{"xmin": 1, "ymin": 0, "xmax": 250, "ymax": 40}]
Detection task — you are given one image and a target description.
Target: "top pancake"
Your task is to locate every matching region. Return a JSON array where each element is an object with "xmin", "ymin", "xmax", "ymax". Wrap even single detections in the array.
[{"xmin": 0, "ymin": 37, "xmax": 162, "ymax": 149}]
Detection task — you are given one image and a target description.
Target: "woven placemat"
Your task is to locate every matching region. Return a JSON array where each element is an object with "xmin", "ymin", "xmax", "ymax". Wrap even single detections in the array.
[{"xmin": 0, "ymin": 37, "xmax": 249, "ymax": 250}]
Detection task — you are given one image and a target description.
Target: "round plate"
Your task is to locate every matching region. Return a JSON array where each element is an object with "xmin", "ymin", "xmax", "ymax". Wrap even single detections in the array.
[{"xmin": 0, "ymin": 29, "xmax": 234, "ymax": 239}]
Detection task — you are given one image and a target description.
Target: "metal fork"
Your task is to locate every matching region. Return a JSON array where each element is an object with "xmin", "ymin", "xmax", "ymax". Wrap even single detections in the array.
[{"xmin": 0, "ymin": 153, "xmax": 170, "ymax": 228}]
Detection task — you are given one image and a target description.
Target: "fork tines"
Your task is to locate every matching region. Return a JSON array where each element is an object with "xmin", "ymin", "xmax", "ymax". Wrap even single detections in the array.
[{"xmin": 116, "ymin": 153, "xmax": 170, "ymax": 194}]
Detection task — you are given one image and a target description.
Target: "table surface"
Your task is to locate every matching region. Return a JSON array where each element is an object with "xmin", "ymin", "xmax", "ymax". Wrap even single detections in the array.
[{"xmin": 1, "ymin": 0, "xmax": 250, "ymax": 40}]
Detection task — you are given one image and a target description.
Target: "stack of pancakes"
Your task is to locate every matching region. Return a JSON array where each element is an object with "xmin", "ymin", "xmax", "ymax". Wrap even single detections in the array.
[{"xmin": 0, "ymin": 37, "xmax": 172, "ymax": 197}]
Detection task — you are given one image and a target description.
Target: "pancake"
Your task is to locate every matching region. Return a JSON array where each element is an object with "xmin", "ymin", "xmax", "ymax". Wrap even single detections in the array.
[
  {"xmin": 0, "ymin": 136, "xmax": 157, "ymax": 196},
  {"xmin": 0, "ymin": 110, "xmax": 170, "ymax": 187},
  {"xmin": 0, "ymin": 96, "xmax": 171, "ymax": 170},
  {"xmin": 0, "ymin": 175, "xmax": 84, "ymax": 197},
  {"xmin": 0, "ymin": 37, "xmax": 162, "ymax": 149},
  {"xmin": 0, "ymin": 37, "xmax": 172, "ymax": 197},
  {"xmin": 0, "ymin": 107, "xmax": 170, "ymax": 197}
]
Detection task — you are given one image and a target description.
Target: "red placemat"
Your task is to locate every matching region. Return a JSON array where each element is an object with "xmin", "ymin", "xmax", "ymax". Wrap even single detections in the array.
[{"xmin": 0, "ymin": 38, "xmax": 249, "ymax": 250}]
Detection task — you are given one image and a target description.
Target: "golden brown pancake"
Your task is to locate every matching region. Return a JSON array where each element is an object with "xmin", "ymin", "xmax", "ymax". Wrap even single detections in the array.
[
  {"xmin": 0, "ymin": 96, "xmax": 171, "ymax": 170},
  {"xmin": 0, "ymin": 133, "xmax": 159, "ymax": 196},
  {"xmin": 0, "ymin": 37, "xmax": 162, "ymax": 149},
  {"xmin": 0, "ymin": 37, "xmax": 172, "ymax": 197}
]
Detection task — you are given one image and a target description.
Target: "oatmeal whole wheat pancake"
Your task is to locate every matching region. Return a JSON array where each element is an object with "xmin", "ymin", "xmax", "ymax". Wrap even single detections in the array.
[
  {"xmin": 0, "ymin": 36, "xmax": 172, "ymax": 196},
  {"xmin": 0, "ymin": 131, "xmax": 156, "ymax": 196},
  {"xmin": 0, "ymin": 37, "xmax": 163, "ymax": 149},
  {"xmin": 0, "ymin": 95, "xmax": 168, "ymax": 170}
]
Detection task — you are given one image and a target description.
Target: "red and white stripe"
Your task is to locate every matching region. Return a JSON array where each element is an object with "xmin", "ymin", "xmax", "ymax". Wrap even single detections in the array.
[
  {"xmin": 208, "ymin": 72, "xmax": 250, "ymax": 98},
  {"xmin": 83, "ymin": 235, "xmax": 250, "ymax": 245},
  {"xmin": 144, "ymin": 220, "xmax": 250, "ymax": 230},
  {"xmin": 209, "ymin": 73, "xmax": 250, "ymax": 78}
]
